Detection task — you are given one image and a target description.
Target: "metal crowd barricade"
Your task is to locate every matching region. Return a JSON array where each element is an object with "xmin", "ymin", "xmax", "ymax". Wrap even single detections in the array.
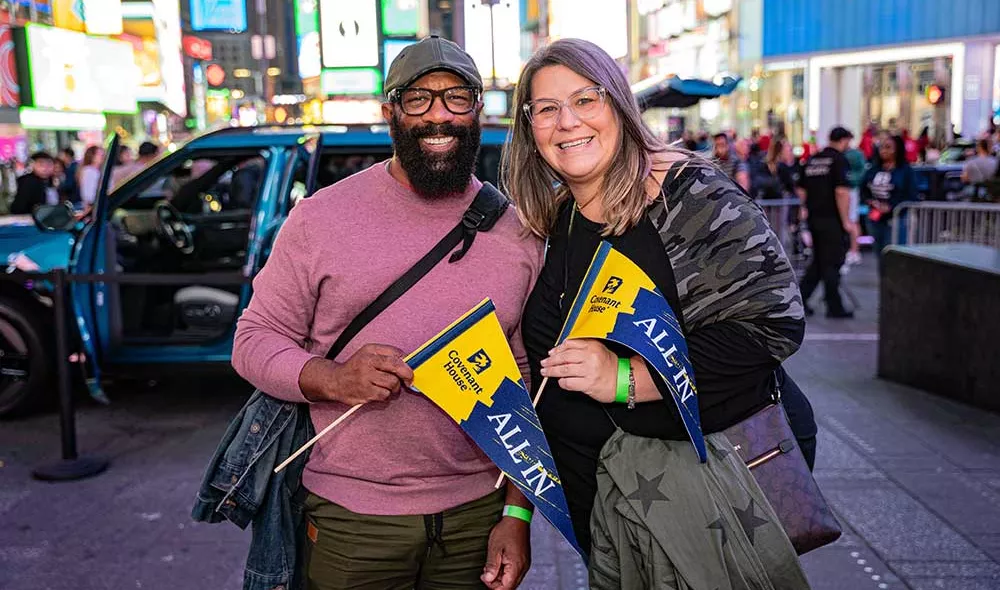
[
  {"xmin": 753, "ymin": 198, "xmax": 807, "ymax": 271},
  {"xmin": 753, "ymin": 197, "xmax": 862, "ymax": 309},
  {"xmin": 892, "ymin": 201, "xmax": 1000, "ymax": 248}
]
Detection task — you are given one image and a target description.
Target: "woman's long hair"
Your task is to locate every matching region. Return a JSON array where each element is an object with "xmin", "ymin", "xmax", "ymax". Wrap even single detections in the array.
[
  {"xmin": 82, "ymin": 146, "xmax": 101, "ymax": 168},
  {"xmin": 766, "ymin": 137, "xmax": 785, "ymax": 174},
  {"xmin": 881, "ymin": 135, "xmax": 908, "ymax": 169},
  {"xmin": 501, "ymin": 38, "xmax": 673, "ymax": 238}
]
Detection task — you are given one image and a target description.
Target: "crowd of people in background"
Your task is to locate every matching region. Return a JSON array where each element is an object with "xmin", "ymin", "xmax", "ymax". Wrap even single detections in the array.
[
  {"xmin": 693, "ymin": 120, "xmax": 1000, "ymax": 318},
  {"xmin": 694, "ymin": 120, "xmax": 1000, "ymax": 252},
  {"xmin": 1, "ymin": 119, "xmax": 998, "ymax": 222},
  {"xmin": 0, "ymin": 140, "xmax": 162, "ymax": 215}
]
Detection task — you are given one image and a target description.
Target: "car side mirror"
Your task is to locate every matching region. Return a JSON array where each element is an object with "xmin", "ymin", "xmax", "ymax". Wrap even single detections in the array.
[{"xmin": 32, "ymin": 202, "xmax": 77, "ymax": 232}]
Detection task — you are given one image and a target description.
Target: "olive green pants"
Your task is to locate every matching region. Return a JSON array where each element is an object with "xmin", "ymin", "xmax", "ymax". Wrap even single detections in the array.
[{"xmin": 303, "ymin": 489, "xmax": 504, "ymax": 590}]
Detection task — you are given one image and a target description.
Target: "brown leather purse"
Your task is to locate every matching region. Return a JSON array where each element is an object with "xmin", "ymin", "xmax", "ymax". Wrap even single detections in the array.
[{"xmin": 722, "ymin": 377, "xmax": 842, "ymax": 555}]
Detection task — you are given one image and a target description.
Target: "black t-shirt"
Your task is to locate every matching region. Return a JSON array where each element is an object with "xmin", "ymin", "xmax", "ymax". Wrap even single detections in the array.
[
  {"xmin": 797, "ymin": 147, "xmax": 850, "ymax": 220},
  {"xmin": 521, "ymin": 198, "xmax": 772, "ymax": 554},
  {"xmin": 522, "ymin": 202, "xmax": 681, "ymax": 554}
]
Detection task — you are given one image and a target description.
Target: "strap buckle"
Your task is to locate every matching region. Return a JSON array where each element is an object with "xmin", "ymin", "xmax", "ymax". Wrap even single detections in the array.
[{"xmin": 462, "ymin": 208, "xmax": 487, "ymax": 230}]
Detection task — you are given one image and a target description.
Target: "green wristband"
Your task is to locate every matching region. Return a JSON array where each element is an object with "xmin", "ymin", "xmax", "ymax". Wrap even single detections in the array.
[
  {"xmin": 616, "ymin": 357, "xmax": 630, "ymax": 404},
  {"xmin": 503, "ymin": 505, "xmax": 533, "ymax": 523}
]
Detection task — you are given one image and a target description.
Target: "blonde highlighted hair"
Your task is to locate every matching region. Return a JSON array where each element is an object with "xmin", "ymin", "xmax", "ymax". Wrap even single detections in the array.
[{"xmin": 501, "ymin": 38, "xmax": 678, "ymax": 238}]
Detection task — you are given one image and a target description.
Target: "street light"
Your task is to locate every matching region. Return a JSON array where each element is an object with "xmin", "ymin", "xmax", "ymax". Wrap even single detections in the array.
[{"xmin": 477, "ymin": 0, "xmax": 508, "ymax": 89}]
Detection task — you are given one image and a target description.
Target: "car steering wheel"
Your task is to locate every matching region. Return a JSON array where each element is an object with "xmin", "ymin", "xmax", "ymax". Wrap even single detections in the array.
[{"xmin": 154, "ymin": 201, "xmax": 195, "ymax": 254}]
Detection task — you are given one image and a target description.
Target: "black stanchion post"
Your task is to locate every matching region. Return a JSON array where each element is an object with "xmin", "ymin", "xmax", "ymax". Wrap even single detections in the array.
[{"xmin": 32, "ymin": 269, "xmax": 109, "ymax": 481}]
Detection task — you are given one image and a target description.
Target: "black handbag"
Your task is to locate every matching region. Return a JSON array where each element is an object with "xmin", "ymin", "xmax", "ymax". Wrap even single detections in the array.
[{"xmin": 721, "ymin": 374, "xmax": 842, "ymax": 555}]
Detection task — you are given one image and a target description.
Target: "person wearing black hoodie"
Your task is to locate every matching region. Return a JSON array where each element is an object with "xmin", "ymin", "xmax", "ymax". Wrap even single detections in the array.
[{"xmin": 11, "ymin": 152, "xmax": 58, "ymax": 215}]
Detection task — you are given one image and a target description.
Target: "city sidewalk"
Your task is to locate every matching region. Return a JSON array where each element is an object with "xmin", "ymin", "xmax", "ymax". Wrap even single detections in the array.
[{"xmin": 1, "ymin": 257, "xmax": 999, "ymax": 589}]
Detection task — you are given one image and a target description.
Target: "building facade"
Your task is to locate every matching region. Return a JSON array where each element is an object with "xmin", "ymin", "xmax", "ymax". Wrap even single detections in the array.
[
  {"xmin": 755, "ymin": 0, "xmax": 1000, "ymax": 146},
  {"xmin": 632, "ymin": 0, "xmax": 741, "ymax": 137}
]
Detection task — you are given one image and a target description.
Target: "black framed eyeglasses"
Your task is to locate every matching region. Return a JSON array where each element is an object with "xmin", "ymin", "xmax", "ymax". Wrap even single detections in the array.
[
  {"xmin": 389, "ymin": 86, "xmax": 480, "ymax": 116},
  {"xmin": 523, "ymin": 86, "xmax": 608, "ymax": 129}
]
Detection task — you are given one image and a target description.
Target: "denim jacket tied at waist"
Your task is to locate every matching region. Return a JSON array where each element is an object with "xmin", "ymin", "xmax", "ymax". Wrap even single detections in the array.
[{"xmin": 192, "ymin": 389, "xmax": 314, "ymax": 590}]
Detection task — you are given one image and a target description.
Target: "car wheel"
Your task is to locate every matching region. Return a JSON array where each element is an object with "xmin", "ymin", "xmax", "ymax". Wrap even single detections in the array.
[{"xmin": 0, "ymin": 297, "xmax": 52, "ymax": 418}]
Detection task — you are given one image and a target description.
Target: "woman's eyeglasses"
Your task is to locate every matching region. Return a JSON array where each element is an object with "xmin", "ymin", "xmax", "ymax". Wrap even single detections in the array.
[
  {"xmin": 389, "ymin": 86, "xmax": 480, "ymax": 116},
  {"xmin": 523, "ymin": 86, "xmax": 608, "ymax": 129}
]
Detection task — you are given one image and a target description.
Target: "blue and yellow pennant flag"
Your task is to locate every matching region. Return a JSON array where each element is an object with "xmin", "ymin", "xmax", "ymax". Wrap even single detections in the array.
[
  {"xmin": 558, "ymin": 241, "xmax": 707, "ymax": 463},
  {"xmin": 405, "ymin": 299, "xmax": 584, "ymax": 557}
]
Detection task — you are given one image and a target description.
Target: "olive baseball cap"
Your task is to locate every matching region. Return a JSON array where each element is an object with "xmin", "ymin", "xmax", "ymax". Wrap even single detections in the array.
[{"xmin": 384, "ymin": 35, "xmax": 484, "ymax": 96}]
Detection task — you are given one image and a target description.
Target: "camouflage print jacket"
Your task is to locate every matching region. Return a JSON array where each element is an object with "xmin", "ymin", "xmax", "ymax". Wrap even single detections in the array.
[{"xmin": 647, "ymin": 159, "xmax": 805, "ymax": 424}]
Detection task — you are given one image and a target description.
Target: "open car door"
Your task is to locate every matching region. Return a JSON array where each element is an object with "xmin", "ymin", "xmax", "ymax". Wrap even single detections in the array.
[
  {"xmin": 303, "ymin": 132, "xmax": 323, "ymax": 198},
  {"xmin": 253, "ymin": 132, "xmax": 322, "ymax": 274},
  {"xmin": 72, "ymin": 132, "xmax": 122, "ymax": 403}
]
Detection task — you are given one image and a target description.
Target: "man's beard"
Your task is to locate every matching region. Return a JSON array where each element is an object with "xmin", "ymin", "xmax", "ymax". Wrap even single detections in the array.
[{"xmin": 390, "ymin": 114, "xmax": 481, "ymax": 198}]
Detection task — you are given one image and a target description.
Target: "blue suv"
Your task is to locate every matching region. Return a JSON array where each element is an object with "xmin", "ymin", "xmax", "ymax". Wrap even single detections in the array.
[{"xmin": 0, "ymin": 124, "xmax": 508, "ymax": 416}]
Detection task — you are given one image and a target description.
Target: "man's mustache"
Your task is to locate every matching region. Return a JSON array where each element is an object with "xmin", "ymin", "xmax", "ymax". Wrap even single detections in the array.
[{"xmin": 409, "ymin": 123, "xmax": 473, "ymax": 139}]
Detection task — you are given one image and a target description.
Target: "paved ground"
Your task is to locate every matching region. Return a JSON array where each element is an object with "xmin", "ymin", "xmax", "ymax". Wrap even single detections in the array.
[{"xmin": 2, "ymin": 258, "xmax": 999, "ymax": 589}]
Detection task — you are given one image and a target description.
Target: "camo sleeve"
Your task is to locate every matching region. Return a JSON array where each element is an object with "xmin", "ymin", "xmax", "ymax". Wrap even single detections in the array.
[{"xmin": 647, "ymin": 159, "xmax": 805, "ymax": 364}]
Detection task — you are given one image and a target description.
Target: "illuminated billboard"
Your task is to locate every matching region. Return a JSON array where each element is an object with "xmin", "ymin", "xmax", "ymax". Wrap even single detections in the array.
[
  {"xmin": 295, "ymin": 0, "xmax": 322, "ymax": 79},
  {"xmin": 548, "ymin": 0, "xmax": 628, "ymax": 60},
  {"xmin": 382, "ymin": 39, "xmax": 415, "ymax": 80},
  {"xmin": 0, "ymin": 25, "xmax": 19, "ymax": 107},
  {"xmin": 381, "ymin": 0, "xmax": 419, "ymax": 36},
  {"xmin": 15, "ymin": 24, "xmax": 139, "ymax": 114},
  {"xmin": 190, "ymin": 0, "xmax": 248, "ymax": 32},
  {"xmin": 52, "ymin": 0, "xmax": 86, "ymax": 32},
  {"xmin": 320, "ymin": 67, "xmax": 382, "ymax": 96},
  {"xmin": 153, "ymin": 0, "xmax": 186, "ymax": 116},
  {"xmin": 319, "ymin": 0, "xmax": 379, "ymax": 69},
  {"xmin": 463, "ymin": 0, "xmax": 521, "ymax": 84},
  {"xmin": 83, "ymin": 0, "xmax": 124, "ymax": 35}
]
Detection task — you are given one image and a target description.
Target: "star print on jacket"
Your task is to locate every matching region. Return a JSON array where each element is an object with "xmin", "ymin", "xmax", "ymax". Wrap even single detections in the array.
[
  {"xmin": 734, "ymin": 498, "xmax": 770, "ymax": 545},
  {"xmin": 626, "ymin": 471, "xmax": 670, "ymax": 516}
]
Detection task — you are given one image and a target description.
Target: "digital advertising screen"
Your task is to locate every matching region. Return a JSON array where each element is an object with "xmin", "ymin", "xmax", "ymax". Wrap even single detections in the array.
[
  {"xmin": 190, "ymin": 0, "xmax": 248, "ymax": 32},
  {"xmin": 319, "ymin": 0, "xmax": 379, "ymax": 69},
  {"xmin": 15, "ymin": 24, "xmax": 139, "ymax": 114},
  {"xmin": 381, "ymin": 0, "xmax": 419, "ymax": 36},
  {"xmin": 382, "ymin": 39, "xmax": 415, "ymax": 80}
]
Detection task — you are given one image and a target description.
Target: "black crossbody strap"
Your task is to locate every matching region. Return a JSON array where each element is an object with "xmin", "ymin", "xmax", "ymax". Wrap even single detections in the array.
[{"xmin": 325, "ymin": 182, "xmax": 510, "ymax": 361}]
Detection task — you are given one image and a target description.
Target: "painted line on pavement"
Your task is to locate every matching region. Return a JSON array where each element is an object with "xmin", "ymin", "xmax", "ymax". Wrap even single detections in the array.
[{"xmin": 804, "ymin": 333, "xmax": 879, "ymax": 341}]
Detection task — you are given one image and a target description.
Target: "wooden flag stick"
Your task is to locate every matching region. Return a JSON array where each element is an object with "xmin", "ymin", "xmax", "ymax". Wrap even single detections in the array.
[
  {"xmin": 531, "ymin": 376, "xmax": 550, "ymax": 407},
  {"xmin": 274, "ymin": 404, "xmax": 363, "ymax": 474},
  {"xmin": 494, "ymin": 376, "xmax": 551, "ymax": 489}
]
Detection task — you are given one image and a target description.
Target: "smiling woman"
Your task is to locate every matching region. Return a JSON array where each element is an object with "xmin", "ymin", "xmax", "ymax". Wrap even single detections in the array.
[
  {"xmin": 502, "ymin": 41, "xmax": 674, "ymax": 239},
  {"xmin": 503, "ymin": 38, "xmax": 811, "ymax": 589}
]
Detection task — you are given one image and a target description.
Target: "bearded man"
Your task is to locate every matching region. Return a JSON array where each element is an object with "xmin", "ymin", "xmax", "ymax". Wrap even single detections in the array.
[{"xmin": 232, "ymin": 36, "xmax": 542, "ymax": 590}]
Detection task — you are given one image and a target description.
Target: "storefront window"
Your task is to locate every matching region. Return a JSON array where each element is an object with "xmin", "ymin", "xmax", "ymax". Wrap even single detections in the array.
[
  {"xmin": 864, "ymin": 59, "xmax": 951, "ymax": 143},
  {"xmin": 993, "ymin": 45, "xmax": 1000, "ymax": 125},
  {"xmin": 756, "ymin": 68, "xmax": 806, "ymax": 146}
]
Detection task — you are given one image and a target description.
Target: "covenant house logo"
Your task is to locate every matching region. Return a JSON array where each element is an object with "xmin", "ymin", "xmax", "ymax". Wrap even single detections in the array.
[
  {"xmin": 467, "ymin": 349, "xmax": 492, "ymax": 374},
  {"xmin": 443, "ymin": 350, "xmax": 486, "ymax": 395},
  {"xmin": 589, "ymin": 276, "xmax": 625, "ymax": 314}
]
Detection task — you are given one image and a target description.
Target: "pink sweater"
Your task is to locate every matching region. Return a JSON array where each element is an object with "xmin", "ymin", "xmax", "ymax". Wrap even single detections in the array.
[{"xmin": 232, "ymin": 162, "xmax": 543, "ymax": 515}]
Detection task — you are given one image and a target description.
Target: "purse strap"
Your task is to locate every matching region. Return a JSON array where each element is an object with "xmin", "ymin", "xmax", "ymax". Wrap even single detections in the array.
[
  {"xmin": 771, "ymin": 367, "xmax": 784, "ymax": 403},
  {"xmin": 325, "ymin": 182, "xmax": 510, "ymax": 361}
]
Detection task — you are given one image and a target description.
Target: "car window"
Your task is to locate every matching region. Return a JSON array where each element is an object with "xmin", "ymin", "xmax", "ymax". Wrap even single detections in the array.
[
  {"xmin": 114, "ymin": 149, "xmax": 271, "ymax": 214},
  {"xmin": 477, "ymin": 145, "xmax": 502, "ymax": 187},
  {"xmin": 317, "ymin": 152, "xmax": 390, "ymax": 189},
  {"xmin": 287, "ymin": 149, "xmax": 392, "ymax": 209}
]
